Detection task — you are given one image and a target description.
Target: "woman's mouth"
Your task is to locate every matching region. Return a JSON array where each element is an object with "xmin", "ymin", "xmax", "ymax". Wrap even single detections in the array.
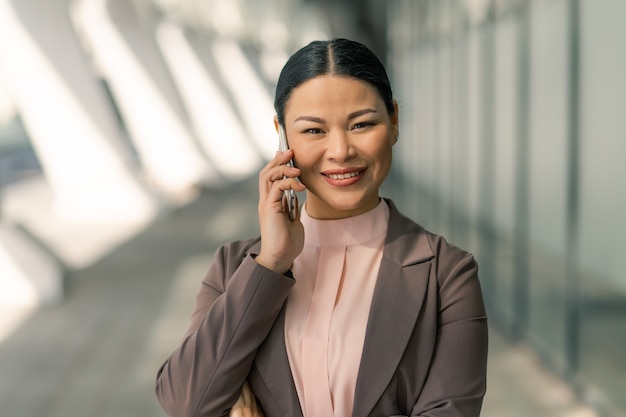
[
  {"xmin": 326, "ymin": 171, "xmax": 361, "ymax": 180},
  {"xmin": 322, "ymin": 169, "xmax": 365, "ymax": 186}
]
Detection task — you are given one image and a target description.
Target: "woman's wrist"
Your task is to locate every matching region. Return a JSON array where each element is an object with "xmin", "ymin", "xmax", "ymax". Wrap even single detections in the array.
[{"xmin": 254, "ymin": 253, "xmax": 292, "ymax": 276}]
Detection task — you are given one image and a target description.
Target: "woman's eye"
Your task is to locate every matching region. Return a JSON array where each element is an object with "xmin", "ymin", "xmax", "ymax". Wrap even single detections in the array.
[
  {"xmin": 303, "ymin": 128, "xmax": 324, "ymax": 135},
  {"xmin": 352, "ymin": 121, "xmax": 375, "ymax": 130}
]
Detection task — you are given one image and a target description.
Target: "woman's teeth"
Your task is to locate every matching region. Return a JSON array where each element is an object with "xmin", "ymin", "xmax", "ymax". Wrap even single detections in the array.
[{"xmin": 327, "ymin": 171, "xmax": 360, "ymax": 180}]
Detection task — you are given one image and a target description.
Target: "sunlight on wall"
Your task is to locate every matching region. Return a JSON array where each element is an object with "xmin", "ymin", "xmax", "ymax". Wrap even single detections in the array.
[
  {"xmin": 72, "ymin": 0, "xmax": 212, "ymax": 201},
  {"xmin": 0, "ymin": 70, "xmax": 15, "ymax": 124},
  {"xmin": 156, "ymin": 22, "xmax": 262, "ymax": 178},
  {"xmin": 0, "ymin": 0, "xmax": 158, "ymax": 222},
  {"xmin": 255, "ymin": 18, "xmax": 290, "ymax": 83},
  {"xmin": 211, "ymin": 38, "xmax": 277, "ymax": 160},
  {"xmin": 208, "ymin": 0, "xmax": 247, "ymax": 38},
  {"xmin": 0, "ymin": 225, "xmax": 61, "ymax": 306}
]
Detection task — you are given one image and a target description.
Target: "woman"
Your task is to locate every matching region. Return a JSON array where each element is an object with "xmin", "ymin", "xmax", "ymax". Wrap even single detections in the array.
[{"xmin": 155, "ymin": 38, "xmax": 488, "ymax": 417}]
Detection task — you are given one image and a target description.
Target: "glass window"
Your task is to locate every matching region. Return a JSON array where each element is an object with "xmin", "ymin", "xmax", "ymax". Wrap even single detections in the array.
[
  {"xmin": 491, "ymin": 11, "xmax": 519, "ymax": 329},
  {"xmin": 578, "ymin": 1, "xmax": 626, "ymax": 413},
  {"xmin": 526, "ymin": 0, "xmax": 569, "ymax": 369}
]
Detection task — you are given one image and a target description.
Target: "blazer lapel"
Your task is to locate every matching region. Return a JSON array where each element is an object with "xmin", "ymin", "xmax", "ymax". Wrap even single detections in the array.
[{"xmin": 352, "ymin": 200, "xmax": 434, "ymax": 417}]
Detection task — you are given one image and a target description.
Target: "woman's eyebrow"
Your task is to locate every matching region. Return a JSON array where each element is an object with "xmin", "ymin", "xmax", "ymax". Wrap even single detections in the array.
[
  {"xmin": 347, "ymin": 108, "xmax": 378, "ymax": 120},
  {"xmin": 294, "ymin": 109, "xmax": 378, "ymax": 123},
  {"xmin": 294, "ymin": 116, "xmax": 324, "ymax": 123}
]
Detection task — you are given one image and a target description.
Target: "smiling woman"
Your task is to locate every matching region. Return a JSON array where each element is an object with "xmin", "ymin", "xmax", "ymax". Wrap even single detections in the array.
[
  {"xmin": 155, "ymin": 38, "xmax": 488, "ymax": 417},
  {"xmin": 282, "ymin": 75, "xmax": 397, "ymax": 220}
]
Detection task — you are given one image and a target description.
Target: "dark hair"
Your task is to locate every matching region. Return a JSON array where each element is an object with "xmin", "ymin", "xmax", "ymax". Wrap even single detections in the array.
[{"xmin": 274, "ymin": 38, "xmax": 395, "ymax": 127}]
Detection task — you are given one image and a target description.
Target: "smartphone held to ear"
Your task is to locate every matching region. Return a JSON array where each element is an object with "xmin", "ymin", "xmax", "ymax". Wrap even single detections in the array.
[{"xmin": 278, "ymin": 126, "xmax": 298, "ymax": 221}]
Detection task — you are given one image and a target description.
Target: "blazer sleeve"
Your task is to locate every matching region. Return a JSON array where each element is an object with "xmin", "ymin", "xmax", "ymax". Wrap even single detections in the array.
[
  {"xmin": 155, "ymin": 241, "xmax": 295, "ymax": 417},
  {"xmin": 412, "ymin": 249, "xmax": 488, "ymax": 417}
]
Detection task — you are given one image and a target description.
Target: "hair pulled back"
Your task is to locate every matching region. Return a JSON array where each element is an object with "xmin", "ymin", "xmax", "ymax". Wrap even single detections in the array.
[{"xmin": 274, "ymin": 38, "xmax": 395, "ymax": 127}]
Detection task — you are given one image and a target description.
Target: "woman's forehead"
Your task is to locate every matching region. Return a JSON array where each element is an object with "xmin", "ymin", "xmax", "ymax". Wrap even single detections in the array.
[{"xmin": 285, "ymin": 75, "xmax": 382, "ymax": 115}]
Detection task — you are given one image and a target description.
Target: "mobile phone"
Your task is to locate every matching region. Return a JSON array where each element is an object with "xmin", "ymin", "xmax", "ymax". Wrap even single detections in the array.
[{"xmin": 278, "ymin": 125, "xmax": 298, "ymax": 220}]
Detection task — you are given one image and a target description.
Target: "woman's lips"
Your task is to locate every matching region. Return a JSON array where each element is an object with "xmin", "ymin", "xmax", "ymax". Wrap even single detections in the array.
[{"xmin": 321, "ymin": 168, "xmax": 366, "ymax": 186}]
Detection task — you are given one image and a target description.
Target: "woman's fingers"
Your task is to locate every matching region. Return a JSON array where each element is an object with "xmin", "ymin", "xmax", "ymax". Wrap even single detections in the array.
[
  {"xmin": 255, "ymin": 149, "xmax": 306, "ymax": 273},
  {"xmin": 258, "ymin": 152, "xmax": 304, "ymax": 215},
  {"xmin": 259, "ymin": 179, "xmax": 304, "ymax": 222},
  {"xmin": 260, "ymin": 167, "xmax": 301, "ymax": 196},
  {"xmin": 229, "ymin": 382, "xmax": 264, "ymax": 417},
  {"xmin": 259, "ymin": 150, "xmax": 293, "ymax": 177},
  {"xmin": 259, "ymin": 150, "xmax": 300, "ymax": 193},
  {"xmin": 242, "ymin": 382, "xmax": 261, "ymax": 414}
]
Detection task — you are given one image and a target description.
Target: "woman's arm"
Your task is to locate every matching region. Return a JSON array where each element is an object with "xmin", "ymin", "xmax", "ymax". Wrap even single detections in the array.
[
  {"xmin": 156, "ymin": 147, "xmax": 306, "ymax": 417},
  {"xmin": 412, "ymin": 253, "xmax": 488, "ymax": 417},
  {"xmin": 155, "ymin": 243, "xmax": 294, "ymax": 417}
]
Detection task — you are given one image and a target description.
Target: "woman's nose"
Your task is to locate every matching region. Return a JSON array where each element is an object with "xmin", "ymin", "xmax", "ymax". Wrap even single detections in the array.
[{"xmin": 326, "ymin": 130, "xmax": 354, "ymax": 162}]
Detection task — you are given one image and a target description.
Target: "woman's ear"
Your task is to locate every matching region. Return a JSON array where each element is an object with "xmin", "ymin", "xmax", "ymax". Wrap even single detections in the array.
[
  {"xmin": 273, "ymin": 115, "xmax": 280, "ymax": 133},
  {"xmin": 391, "ymin": 100, "xmax": 400, "ymax": 144}
]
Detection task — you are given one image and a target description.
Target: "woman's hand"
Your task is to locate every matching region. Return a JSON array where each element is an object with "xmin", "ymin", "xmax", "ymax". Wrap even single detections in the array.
[
  {"xmin": 256, "ymin": 150, "xmax": 306, "ymax": 274},
  {"xmin": 230, "ymin": 382, "xmax": 264, "ymax": 417}
]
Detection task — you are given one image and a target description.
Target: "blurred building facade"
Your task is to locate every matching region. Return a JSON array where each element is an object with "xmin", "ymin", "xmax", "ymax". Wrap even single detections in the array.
[
  {"xmin": 0, "ymin": 0, "xmax": 624, "ymax": 416},
  {"xmin": 386, "ymin": 1, "xmax": 626, "ymax": 416}
]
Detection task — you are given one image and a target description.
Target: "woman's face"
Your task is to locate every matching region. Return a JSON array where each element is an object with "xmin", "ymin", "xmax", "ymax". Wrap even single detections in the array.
[{"xmin": 280, "ymin": 75, "xmax": 399, "ymax": 220}]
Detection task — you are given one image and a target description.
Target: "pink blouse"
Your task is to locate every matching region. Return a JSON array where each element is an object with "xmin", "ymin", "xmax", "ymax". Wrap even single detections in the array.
[{"xmin": 285, "ymin": 200, "xmax": 390, "ymax": 417}]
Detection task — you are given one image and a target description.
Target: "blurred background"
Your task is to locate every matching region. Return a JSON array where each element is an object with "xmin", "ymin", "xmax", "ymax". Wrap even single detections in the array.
[{"xmin": 0, "ymin": 0, "xmax": 624, "ymax": 416}]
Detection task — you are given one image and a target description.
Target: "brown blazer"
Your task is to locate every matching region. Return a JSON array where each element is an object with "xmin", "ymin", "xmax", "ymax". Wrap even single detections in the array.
[{"xmin": 156, "ymin": 199, "xmax": 488, "ymax": 417}]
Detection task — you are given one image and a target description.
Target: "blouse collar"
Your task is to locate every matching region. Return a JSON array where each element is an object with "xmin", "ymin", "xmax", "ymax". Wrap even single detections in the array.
[{"xmin": 301, "ymin": 199, "xmax": 390, "ymax": 247}]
